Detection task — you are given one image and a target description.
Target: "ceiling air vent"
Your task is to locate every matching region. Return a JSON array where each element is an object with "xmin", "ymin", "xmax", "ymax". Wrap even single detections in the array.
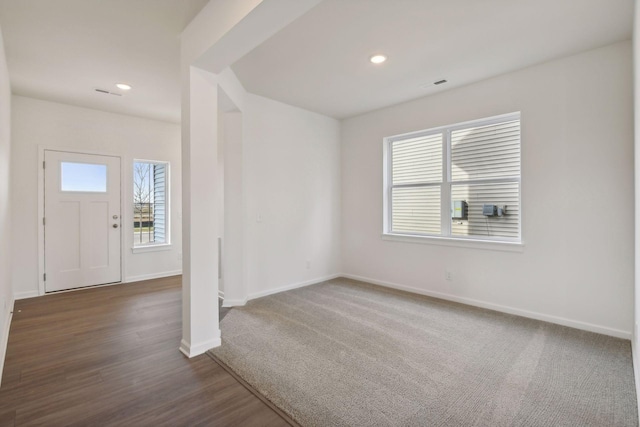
[{"xmin": 94, "ymin": 88, "xmax": 122, "ymax": 96}]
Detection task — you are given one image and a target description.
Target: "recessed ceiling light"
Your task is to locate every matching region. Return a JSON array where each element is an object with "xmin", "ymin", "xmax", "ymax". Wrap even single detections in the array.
[
  {"xmin": 116, "ymin": 83, "xmax": 132, "ymax": 90},
  {"xmin": 369, "ymin": 54, "xmax": 387, "ymax": 64}
]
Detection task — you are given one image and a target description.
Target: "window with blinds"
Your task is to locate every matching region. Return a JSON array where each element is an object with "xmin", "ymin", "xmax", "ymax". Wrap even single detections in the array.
[
  {"xmin": 391, "ymin": 133, "xmax": 442, "ymax": 234},
  {"xmin": 384, "ymin": 113, "xmax": 521, "ymax": 242},
  {"xmin": 133, "ymin": 160, "xmax": 170, "ymax": 247}
]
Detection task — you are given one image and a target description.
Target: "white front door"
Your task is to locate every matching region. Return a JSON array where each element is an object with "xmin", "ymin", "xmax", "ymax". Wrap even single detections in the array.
[{"xmin": 44, "ymin": 150, "xmax": 121, "ymax": 292}]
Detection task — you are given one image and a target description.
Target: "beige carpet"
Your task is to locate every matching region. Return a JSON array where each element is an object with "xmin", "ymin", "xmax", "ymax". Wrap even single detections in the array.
[{"xmin": 209, "ymin": 278, "xmax": 638, "ymax": 427}]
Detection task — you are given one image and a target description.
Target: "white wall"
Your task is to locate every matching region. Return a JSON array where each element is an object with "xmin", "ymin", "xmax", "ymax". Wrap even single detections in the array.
[
  {"xmin": 244, "ymin": 93, "xmax": 341, "ymax": 298},
  {"xmin": 342, "ymin": 40, "xmax": 634, "ymax": 337},
  {"xmin": 633, "ymin": 0, "xmax": 640, "ymax": 409},
  {"xmin": 11, "ymin": 96, "xmax": 182, "ymax": 298},
  {"xmin": 0, "ymin": 25, "xmax": 13, "ymax": 383},
  {"xmin": 221, "ymin": 110, "xmax": 245, "ymax": 302},
  {"xmin": 185, "ymin": 66, "xmax": 342, "ymax": 311}
]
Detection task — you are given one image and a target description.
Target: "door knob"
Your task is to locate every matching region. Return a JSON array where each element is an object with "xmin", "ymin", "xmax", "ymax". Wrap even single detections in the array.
[
  {"xmin": 113, "ymin": 215, "xmax": 119, "ymax": 219},
  {"xmin": 112, "ymin": 224, "xmax": 119, "ymax": 228}
]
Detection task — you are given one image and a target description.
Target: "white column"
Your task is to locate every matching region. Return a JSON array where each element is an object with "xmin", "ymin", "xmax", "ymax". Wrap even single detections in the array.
[
  {"xmin": 179, "ymin": 0, "xmax": 323, "ymax": 357},
  {"xmin": 180, "ymin": 67, "xmax": 221, "ymax": 357}
]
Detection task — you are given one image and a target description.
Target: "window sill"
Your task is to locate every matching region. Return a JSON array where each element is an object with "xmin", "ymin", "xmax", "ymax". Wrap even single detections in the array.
[
  {"xmin": 132, "ymin": 244, "xmax": 172, "ymax": 254},
  {"xmin": 381, "ymin": 233, "xmax": 524, "ymax": 252}
]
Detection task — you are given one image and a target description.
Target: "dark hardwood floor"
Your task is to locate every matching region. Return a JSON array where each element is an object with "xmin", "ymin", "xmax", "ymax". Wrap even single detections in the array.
[{"xmin": 0, "ymin": 276, "xmax": 289, "ymax": 426}]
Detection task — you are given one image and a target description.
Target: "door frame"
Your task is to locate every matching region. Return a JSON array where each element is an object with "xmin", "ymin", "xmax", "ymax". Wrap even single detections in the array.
[{"xmin": 38, "ymin": 146, "xmax": 125, "ymax": 295}]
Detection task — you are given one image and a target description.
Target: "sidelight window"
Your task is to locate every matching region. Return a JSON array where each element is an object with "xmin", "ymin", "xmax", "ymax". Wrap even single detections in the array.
[{"xmin": 133, "ymin": 160, "xmax": 169, "ymax": 246}]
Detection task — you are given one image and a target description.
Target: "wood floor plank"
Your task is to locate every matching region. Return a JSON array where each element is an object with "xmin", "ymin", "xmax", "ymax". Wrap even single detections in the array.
[{"xmin": 0, "ymin": 276, "xmax": 289, "ymax": 426}]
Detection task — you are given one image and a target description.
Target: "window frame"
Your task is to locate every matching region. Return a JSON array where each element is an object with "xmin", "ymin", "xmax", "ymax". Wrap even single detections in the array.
[
  {"xmin": 132, "ymin": 159, "xmax": 171, "ymax": 251},
  {"xmin": 383, "ymin": 112, "xmax": 522, "ymax": 248}
]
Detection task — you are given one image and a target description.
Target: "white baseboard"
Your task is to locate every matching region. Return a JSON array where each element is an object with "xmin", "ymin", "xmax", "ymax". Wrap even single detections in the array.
[
  {"xmin": 341, "ymin": 273, "xmax": 632, "ymax": 340},
  {"xmin": 14, "ymin": 273, "xmax": 182, "ymax": 299},
  {"xmin": 219, "ymin": 288, "xmax": 248, "ymax": 307},
  {"xmin": 248, "ymin": 273, "xmax": 341, "ymax": 301},
  {"xmin": 220, "ymin": 273, "xmax": 340, "ymax": 307},
  {"xmin": 0, "ymin": 297, "xmax": 14, "ymax": 387},
  {"xmin": 222, "ymin": 298, "xmax": 247, "ymax": 307},
  {"xmin": 179, "ymin": 334, "xmax": 221, "ymax": 358},
  {"xmin": 125, "ymin": 270, "xmax": 182, "ymax": 284},
  {"xmin": 14, "ymin": 290, "xmax": 39, "ymax": 300}
]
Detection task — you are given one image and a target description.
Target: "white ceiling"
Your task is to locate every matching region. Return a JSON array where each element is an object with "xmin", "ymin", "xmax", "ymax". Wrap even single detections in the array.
[
  {"xmin": 0, "ymin": 0, "xmax": 209, "ymax": 123},
  {"xmin": 0, "ymin": 1, "xmax": 633, "ymax": 123},
  {"xmin": 232, "ymin": 0, "xmax": 634, "ymax": 119}
]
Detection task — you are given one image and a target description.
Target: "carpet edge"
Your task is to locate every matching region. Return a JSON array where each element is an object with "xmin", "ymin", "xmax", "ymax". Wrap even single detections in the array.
[{"xmin": 205, "ymin": 350, "xmax": 301, "ymax": 427}]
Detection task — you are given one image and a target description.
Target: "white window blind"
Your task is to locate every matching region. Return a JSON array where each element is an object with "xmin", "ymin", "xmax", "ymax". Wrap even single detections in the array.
[
  {"xmin": 392, "ymin": 186, "xmax": 441, "ymax": 234},
  {"xmin": 392, "ymin": 133, "xmax": 442, "ymax": 185},
  {"xmin": 390, "ymin": 133, "xmax": 442, "ymax": 235},
  {"xmin": 385, "ymin": 113, "xmax": 521, "ymax": 243}
]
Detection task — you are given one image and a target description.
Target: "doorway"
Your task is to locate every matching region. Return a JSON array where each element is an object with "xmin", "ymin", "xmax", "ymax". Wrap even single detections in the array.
[{"xmin": 43, "ymin": 150, "xmax": 122, "ymax": 292}]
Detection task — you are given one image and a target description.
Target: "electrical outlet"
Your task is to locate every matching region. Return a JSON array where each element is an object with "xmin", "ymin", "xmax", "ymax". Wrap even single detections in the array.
[
  {"xmin": 306, "ymin": 260, "xmax": 311, "ymax": 269},
  {"xmin": 445, "ymin": 270, "xmax": 453, "ymax": 281},
  {"xmin": 177, "ymin": 252, "xmax": 183, "ymax": 261}
]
